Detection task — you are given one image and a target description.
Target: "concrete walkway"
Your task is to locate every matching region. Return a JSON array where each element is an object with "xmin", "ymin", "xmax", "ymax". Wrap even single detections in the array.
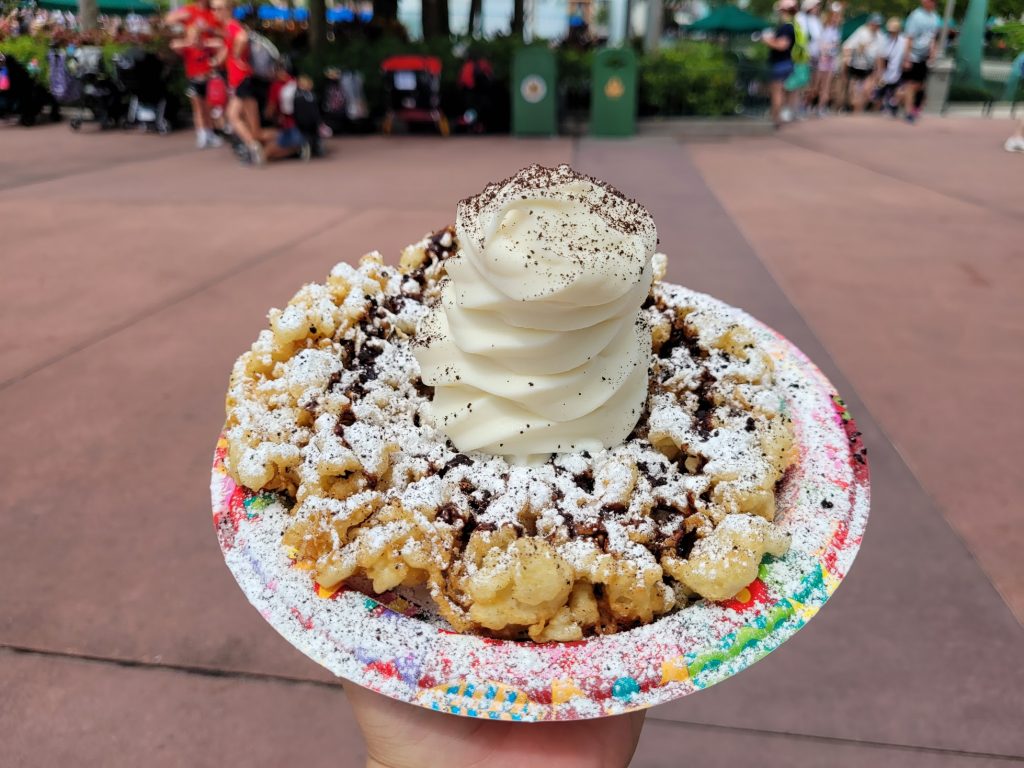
[{"xmin": 1, "ymin": 120, "xmax": 1021, "ymax": 766}]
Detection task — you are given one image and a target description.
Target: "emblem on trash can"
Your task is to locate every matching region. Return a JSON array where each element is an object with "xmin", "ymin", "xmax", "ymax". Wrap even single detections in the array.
[
  {"xmin": 604, "ymin": 76, "xmax": 625, "ymax": 100},
  {"xmin": 520, "ymin": 75, "xmax": 547, "ymax": 104}
]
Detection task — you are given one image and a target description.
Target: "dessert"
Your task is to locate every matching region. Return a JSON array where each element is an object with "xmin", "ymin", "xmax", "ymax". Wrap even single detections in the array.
[{"xmin": 223, "ymin": 165, "xmax": 795, "ymax": 643}]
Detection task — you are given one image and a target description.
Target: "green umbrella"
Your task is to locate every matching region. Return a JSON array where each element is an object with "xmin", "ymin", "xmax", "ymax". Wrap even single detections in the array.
[
  {"xmin": 841, "ymin": 12, "xmax": 869, "ymax": 41},
  {"xmin": 689, "ymin": 6, "xmax": 771, "ymax": 35},
  {"xmin": 33, "ymin": 0, "xmax": 158, "ymax": 15}
]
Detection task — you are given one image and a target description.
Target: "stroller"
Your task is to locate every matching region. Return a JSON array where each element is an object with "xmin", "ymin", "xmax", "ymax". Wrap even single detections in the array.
[
  {"xmin": 320, "ymin": 67, "xmax": 370, "ymax": 134},
  {"xmin": 113, "ymin": 48, "xmax": 176, "ymax": 134},
  {"xmin": 380, "ymin": 55, "xmax": 449, "ymax": 136},
  {"xmin": 59, "ymin": 47, "xmax": 126, "ymax": 131}
]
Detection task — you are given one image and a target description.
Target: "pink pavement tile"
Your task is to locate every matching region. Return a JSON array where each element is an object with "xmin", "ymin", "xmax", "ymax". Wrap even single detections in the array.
[
  {"xmin": 3, "ymin": 133, "xmax": 575, "ymax": 208},
  {"xmin": 574, "ymin": 139, "xmax": 1024, "ymax": 757},
  {"xmin": 0, "ymin": 207, "xmax": 447, "ymax": 683},
  {"xmin": 778, "ymin": 117, "xmax": 1024, "ymax": 219},
  {"xmin": 689, "ymin": 129, "xmax": 1024, "ymax": 621},
  {"xmin": 0, "ymin": 199, "xmax": 349, "ymax": 383},
  {"xmin": 0, "ymin": 123, "xmax": 194, "ymax": 191},
  {"xmin": 0, "ymin": 650, "xmax": 1011, "ymax": 768},
  {"xmin": 636, "ymin": 719, "xmax": 1016, "ymax": 767},
  {"xmin": 3, "ymin": 132, "xmax": 1021, "ymax": 760},
  {"xmin": 0, "ymin": 649, "xmax": 365, "ymax": 768}
]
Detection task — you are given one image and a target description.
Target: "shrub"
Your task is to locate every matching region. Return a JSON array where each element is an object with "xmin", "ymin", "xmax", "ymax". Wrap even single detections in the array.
[
  {"xmin": 638, "ymin": 41, "xmax": 739, "ymax": 117},
  {"xmin": 991, "ymin": 22, "xmax": 1024, "ymax": 57},
  {"xmin": 0, "ymin": 36, "xmax": 51, "ymax": 82}
]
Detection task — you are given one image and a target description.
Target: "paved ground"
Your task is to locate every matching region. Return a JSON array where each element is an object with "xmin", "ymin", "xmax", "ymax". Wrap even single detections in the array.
[{"xmin": 1, "ymin": 118, "xmax": 1022, "ymax": 767}]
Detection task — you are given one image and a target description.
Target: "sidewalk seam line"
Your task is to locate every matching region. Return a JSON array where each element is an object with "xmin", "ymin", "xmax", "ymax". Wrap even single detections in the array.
[
  {"xmin": 646, "ymin": 717, "xmax": 1024, "ymax": 762},
  {"xmin": 777, "ymin": 135, "xmax": 1023, "ymax": 221},
  {"xmin": 688, "ymin": 141, "xmax": 1024, "ymax": 629},
  {"xmin": 0, "ymin": 209, "xmax": 357, "ymax": 392},
  {"xmin": 5, "ymin": 645, "xmax": 1021, "ymax": 761},
  {"xmin": 0, "ymin": 145, "xmax": 198, "ymax": 194},
  {"xmin": 1, "ymin": 644, "xmax": 333, "ymax": 689}
]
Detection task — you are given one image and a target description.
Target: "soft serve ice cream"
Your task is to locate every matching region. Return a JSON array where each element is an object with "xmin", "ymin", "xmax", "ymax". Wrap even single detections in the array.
[{"xmin": 413, "ymin": 165, "xmax": 658, "ymax": 463}]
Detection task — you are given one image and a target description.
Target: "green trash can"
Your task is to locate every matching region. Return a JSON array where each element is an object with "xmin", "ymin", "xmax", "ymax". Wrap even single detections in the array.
[
  {"xmin": 591, "ymin": 48, "xmax": 637, "ymax": 137},
  {"xmin": 512, "ymin": 46, "xmax": 558, "ymax": 136}
]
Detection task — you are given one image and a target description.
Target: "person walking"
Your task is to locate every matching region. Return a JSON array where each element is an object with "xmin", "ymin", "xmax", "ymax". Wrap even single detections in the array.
[
  {"xmin": 814, "ymin": 3, "xmax": 842, "ymax": 115},
  {"xmin": 901, "ymin": 0, "xmax": 941, "ymax": 123},
  {"xmin": 842, "ymin": 13, "xmax": 882, "ymax": 113},
  {"xmin": 876, "ymin": 18, "xmax": 907, "ymax": 115},
  {"xmin": 211, "ymin": 0, "xmax": 263, "ymax": 164},
  {"xmin": 795, "ymin": 0, "xmax": 823, "ymax": 113},
  {"xmin": 763, "ymin": 0, "xmax": 798, "ymax": 129},
  {"xmin": 166, "ymin": 0, "xmax": 223, "ymax": 149},
  {"xmin": 1005, "ymin": 117, "xmax": 1024, "ymax": 153}
]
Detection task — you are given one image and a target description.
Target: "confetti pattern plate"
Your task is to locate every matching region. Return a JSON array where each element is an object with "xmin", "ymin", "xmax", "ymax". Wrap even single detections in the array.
[{"xmin": 211, "ymin": 293, "xmax": 870, "ymax": 721}]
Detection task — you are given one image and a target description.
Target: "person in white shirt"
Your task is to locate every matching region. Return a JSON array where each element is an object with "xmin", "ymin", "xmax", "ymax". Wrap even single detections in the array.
[
  {"xmin": 901, "ymin": 0, "xmax": 940, "ymax": 122},
  {"xmin": 842, "ymin": 13, "xmax": 882, "ymax": 112},
  {"xmin": 794, "ymin": 0, "xmax": 823, "ymax": 114},
  {"xmin": 814, "ymin": 3, "xmax": 842, "ymax": 115},
  {"xmin": 875, "ymin": 18, "xmax": 907, "ymax": 114}
]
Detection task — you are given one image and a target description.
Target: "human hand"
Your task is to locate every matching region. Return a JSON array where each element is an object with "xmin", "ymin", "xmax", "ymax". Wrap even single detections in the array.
[{"xmin": 344, "ymin": 681, "xmax": 647, "ymax": 768}]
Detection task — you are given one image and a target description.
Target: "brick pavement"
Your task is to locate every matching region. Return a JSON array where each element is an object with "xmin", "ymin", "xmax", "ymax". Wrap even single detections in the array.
[{"xmin": 1, "ymin": 121, "xmax": 1021, "ymax": 766}]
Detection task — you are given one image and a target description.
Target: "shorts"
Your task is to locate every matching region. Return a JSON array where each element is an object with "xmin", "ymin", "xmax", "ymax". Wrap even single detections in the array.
[
  {"xmin": 234, "ymin": 76, "xmax": 267, "ymax": 102},
  {"xmin": 185, "ymin": 77, "xmax": 208, "ymax": 99},
  {"xmin": 769, "ymin": 60, "xmax": 795, "ymax": 82},
  {"xmin": 276, "ymin": 126, "xmax": 304, "ymax": 149},
  {"xmin": 903, "ymin": 60, "xmax": 928, "ymax": 84},
  {"xmin": 847, "ymin": 66, "xmax": 873, "ymax": 81}
]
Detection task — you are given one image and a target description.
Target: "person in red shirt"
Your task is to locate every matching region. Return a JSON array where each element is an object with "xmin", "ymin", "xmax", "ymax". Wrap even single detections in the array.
[
  {"xmin": 258, "ymin": 61, "xmax": 311, "ymax": 162},
  {"xmin": 211, "ymin": 0, "xmax": 264, "ymax": 164},
  {"xmin": 166, "ymin": 1, "xmax": 223, "ymax": 148}
]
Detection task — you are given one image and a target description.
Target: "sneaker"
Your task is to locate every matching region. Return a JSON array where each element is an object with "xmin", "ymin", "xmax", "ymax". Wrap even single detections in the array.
[
  {"xmin": 904, "ymin": 113, "xmax": 916, "ymax": 124},
  {"xmin": 1004, "ymin": 136, "xmax": 1024, "ymax": 153},
  {"xmin": 299, "ymin": 141, "xmax": 312, "ymax": 163},
  {"xmin": 196, "ymin": 131, "xmax": 208, "ymax": 149},
  {"xmin": 205, "ymin": 132, "xmax": 223, "ymax": 148},
  {"xmin": 248, "ymin": 142, "xmax": 265, "ymax": 166},
  {"xmin": 780, "ymin": 107, "xmax": 793, "ymax": 123}
]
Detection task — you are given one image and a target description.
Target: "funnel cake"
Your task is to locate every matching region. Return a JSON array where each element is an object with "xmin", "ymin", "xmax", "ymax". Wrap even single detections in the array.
[{"xmin": 222, "ymin": 170, "xmax": 797, "ymax": 641}]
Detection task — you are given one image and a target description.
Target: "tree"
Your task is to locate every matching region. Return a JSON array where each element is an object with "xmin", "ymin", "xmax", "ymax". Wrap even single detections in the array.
[
  {"xmin": 422, "ymin": 0, "xmax": 451, "ymax": 38},
  {"xmin": 78, "ymin": 0, "xmax": 97, "ymax": 31},
  {"xmin": 512, "ymin": 0, "xmax": 524, "ymax": 36},
  {"xmin": 468, "ymin": 0, "xmax": 483, "ymax": 36},
  {"xmin": 373, "ymin": 0, "xmax": 399, "ymax": 24},
  {"xmin": 308, "ymin": 0, "xmax": 327, "ymax": 54}
]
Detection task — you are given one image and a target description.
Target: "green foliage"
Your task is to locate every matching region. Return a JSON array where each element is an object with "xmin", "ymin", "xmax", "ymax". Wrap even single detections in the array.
[
  {"xmin": 992, "ymin": 21, "xmax": 1024, "ymax": 54},
  {"xmin": 0, "ymin": 36, "xmax": 51, "ymax": 81},
  {"xmin": 638, "ymin": 41, "xmax": 739, "ymax": 116},
  {"xmin": 556, "ymin": 46, "xmax": 593, "ymax": 112},
  {"xmin": 0, "ymin": 36, "xmax": 156, "ymax": 85}
]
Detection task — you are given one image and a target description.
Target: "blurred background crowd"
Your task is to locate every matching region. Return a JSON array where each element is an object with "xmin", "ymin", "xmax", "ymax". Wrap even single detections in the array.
[{"xmin": 2, "ymin": 0, "xmax": 1022, "ymax": 149}]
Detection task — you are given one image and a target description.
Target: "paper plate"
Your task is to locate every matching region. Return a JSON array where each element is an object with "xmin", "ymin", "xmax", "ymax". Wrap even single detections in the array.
[{"xmin": 211, "ymin": 292, "xmax": 870, "ymax": 721}]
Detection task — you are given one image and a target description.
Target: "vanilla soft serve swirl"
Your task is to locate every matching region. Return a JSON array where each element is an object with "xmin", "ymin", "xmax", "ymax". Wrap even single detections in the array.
[{"xmin": 414, "ymin": 165, "xmax": 657, "ymax": 463}]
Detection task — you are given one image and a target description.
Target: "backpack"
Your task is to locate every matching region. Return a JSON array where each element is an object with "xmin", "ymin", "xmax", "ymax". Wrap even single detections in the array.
[
  {"xmin": 293, "ymin": 87, "xmax": 320, "ymax": 133},
  {"xmin": 322, "ymin": 80, "xmax": 345, "ymax": 117},
  {"xmin": 248, "ymin": 31, "xmax": 280, "ymax": 80},
  {"xmin": 791, "ymin": 20, "xmax": 810, "ymax": 64}
]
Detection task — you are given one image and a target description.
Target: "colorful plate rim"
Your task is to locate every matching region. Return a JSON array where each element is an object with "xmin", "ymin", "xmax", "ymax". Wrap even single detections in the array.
[{"xmin": 210, "ymin": 292, "xmax": 870, "ymax": 721}]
